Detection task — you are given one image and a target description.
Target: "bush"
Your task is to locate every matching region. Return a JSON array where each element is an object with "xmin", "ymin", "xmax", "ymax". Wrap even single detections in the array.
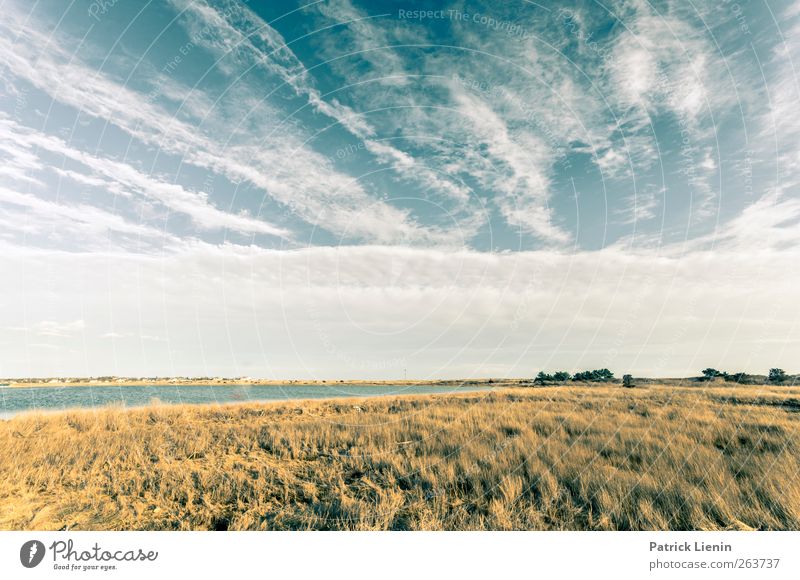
[
  {"xmin": 725, "ymin": 372, "xmax": 748, "ymax": 383},
  {"xmin": 769, "ymin": 368, "xmax": 787, "ymax": 383},
  {"xmin": 534, "ymin": 371, "xmax": 553, "ymax": 385},
  {"xmin": 701, "ymin": 368, "xmax": 724, "ymax": 380},
  {"xmin": 572, "ymin": 369, "xmax": 615, "ymax": 382},
  {"xmin": 594, "ymin": 368, "xmax": 614, "ymax": 381},
  {"xmin": 553, "ymin": 371, "xmax": 571, "ymax": 382},
  {"xmin": 623, "ymin": 374, "xmax": 634, "ymax": 388}
]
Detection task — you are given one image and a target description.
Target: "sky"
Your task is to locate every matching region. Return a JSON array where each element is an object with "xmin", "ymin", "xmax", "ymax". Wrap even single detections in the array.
[{"xmin": 0, "ymin": 0, "xmax": 798, "ymax": 379}]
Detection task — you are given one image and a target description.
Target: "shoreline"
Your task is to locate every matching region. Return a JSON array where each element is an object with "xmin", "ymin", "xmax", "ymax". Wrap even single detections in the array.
[
  {"xmin": 1, "ymin": 380, "xmax": 794, "ymax": 420},
  {"xmin": 0, "ymin": 384, "xmax": 501, "ymax": 421},
  {"xmin": 0, "ymin": 378, "xmax": 528, "ymax": 389},
  {"xmin": 0, "ymin": 376, "xmax": 790, "ymax": 389}
]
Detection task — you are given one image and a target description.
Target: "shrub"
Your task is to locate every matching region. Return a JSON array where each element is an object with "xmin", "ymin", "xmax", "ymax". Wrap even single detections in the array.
[
  {"xmin": 769, "ymin": 368, "xmax": 788, "ymax": 383},
  {"xmin": 622, "ymin": 374, "xmax": 634, "ymax": 388},
  {"xmin": 572, "ymin": 369, "xmax": 615, "ymax": 382},
  {"xmin": 594, "ymin": 368, "xmax": 614, "ymax": 381},
  {"xmin": 553, "ymin": 371, "xmax": 571, "ymax": 382},
  {"xmin": 534, "ymin": 371, "xmax": 553, "ymax": 385},
  {"xmin": 701, "ymin": 368, "xmax": 724, "ymax": 380},
  {"xmin": 725, "ymin": 372, "xmax": 749, "ymax": 383}
]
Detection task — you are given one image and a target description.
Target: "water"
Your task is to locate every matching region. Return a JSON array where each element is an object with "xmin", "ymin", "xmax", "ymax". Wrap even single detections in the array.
[{"xmin": 0, "ymin": 383, "xmax": 494, "ymax": 418}]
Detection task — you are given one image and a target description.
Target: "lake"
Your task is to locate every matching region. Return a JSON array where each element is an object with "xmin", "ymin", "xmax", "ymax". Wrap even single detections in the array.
[{"xmin": 0, "ymin": 383, "xmax": 494, "ymax": 418}]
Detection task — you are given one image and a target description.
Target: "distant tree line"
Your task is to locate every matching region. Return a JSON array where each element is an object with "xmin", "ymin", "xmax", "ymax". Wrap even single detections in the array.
[
  {"xmin": 701, "ymin": 368, "xmax": 790, "ymax": 384},
  {"xmin": 534, "ymin": 369, "xmax": 614, "ymax": 384},
  {"xmin": 531, "ymin": 367, "xmax": 793, "ymax": 386}
]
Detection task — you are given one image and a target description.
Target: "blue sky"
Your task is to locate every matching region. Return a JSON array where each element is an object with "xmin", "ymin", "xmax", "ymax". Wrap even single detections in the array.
[{"xmin": 0, "ymin": 0, "xmax": 798, "ymax": 378}]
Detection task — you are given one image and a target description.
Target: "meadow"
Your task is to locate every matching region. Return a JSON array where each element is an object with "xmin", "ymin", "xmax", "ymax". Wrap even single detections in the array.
[{"xmin": 1, "ymin": 384, "xmax": 799, "ymax": 530}]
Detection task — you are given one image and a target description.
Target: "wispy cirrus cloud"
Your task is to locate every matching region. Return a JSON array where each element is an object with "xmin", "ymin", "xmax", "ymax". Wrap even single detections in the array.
[
  {"xmin": 450, "ymin": 88, "xmax": 569, "ymax": 242},
  {"xmin": 0, "ymin": 117, "xmax": 289, "ymax": 239},
  {"xmin": 172, "ymin": 0, "xmax": 478, "ymax": 212},
  {"xmin": 0, "ymin": 187, "xmax": 179, "ymax": 258},
  {"xmin": 296, "ymin": 1, "xmax": 575, "ymax": 242},
  {"xmin": 0, "ymin": 2, "xmax": 451, "ymax": 246}
]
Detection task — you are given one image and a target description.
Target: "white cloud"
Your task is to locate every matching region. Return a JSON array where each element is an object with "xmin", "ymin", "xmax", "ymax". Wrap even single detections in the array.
[
  {"xmin": 0, "ymin": 222, "xmax": 796, "ymax": 377},
  {"xmin": 452, "ymin": 88, "xmax": 569, "ymax": 243},
  {"xmin": 172, "ymin": 0, "xmax": 477, "ymax": 212},
  {"xmin": 602, "ymin": 6, "xmax": 729, "ymax": 218},
  {"xmin": 756, "ymin": 5, "xmax": 800, "ymax": 199},
  {"xmin": 0, "ymin": 117, "xmax": 289, "ymax": 238},
  {"xmin": 684, "ymin": 196, "xmax": 800, "ymax": 252},
  {"xmin": 0, "ymin": 185, "xmax": 171, "ymax": 249},
  {"xmin": 0, "ymin": 5, "xmax": 444, "ymax": 245},
  {"xmin": 101, "ymin": 332, "xmax": 130, "ymax": 339},
  {"xmin": 33, "ymin": 319, "xmax": 86, "ymax": 338}
]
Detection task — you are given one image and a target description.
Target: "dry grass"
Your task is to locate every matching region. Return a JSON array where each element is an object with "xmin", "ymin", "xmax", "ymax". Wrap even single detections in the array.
[{"xmin": 1, "ymin": 384, "xmax": 800, "ymax": 530}]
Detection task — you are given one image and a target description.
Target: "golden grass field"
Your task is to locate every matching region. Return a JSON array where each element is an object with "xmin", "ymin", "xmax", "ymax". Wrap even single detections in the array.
[{"xmin": 1, "ymin": 384, "xmax": 799, "ymax": 530}]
